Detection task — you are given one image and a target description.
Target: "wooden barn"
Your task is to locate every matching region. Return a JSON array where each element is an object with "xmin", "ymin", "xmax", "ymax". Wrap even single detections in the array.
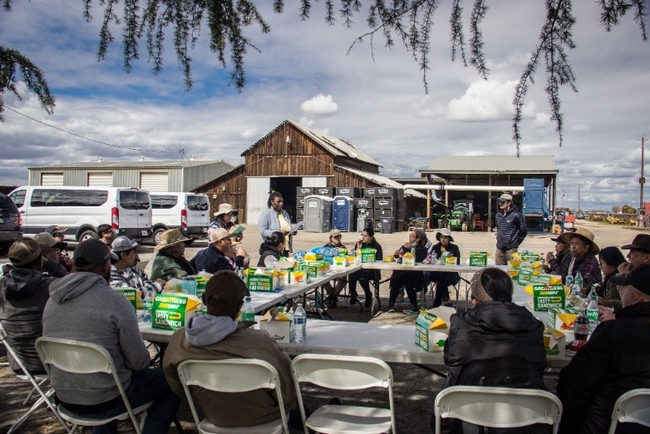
[{"xmin": 194, "ymin": 119, "xmax": 425, "ymax": 230}]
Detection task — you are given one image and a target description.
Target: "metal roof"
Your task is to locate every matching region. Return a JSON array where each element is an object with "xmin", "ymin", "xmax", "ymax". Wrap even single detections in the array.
[
  {"xmin": 422, "ymin": 155, "xmax": 557, "ymax": 174},
  {"xmin": 339, "ymin": 166, "xmax": 427, "ymax": 199},
  {"xmin": 244, "ymin": 120, "xmax": 380, "ymax": 167},
  {"xmin": 29, "ymin": 160, "xmax": 228, "ymax": 170}
]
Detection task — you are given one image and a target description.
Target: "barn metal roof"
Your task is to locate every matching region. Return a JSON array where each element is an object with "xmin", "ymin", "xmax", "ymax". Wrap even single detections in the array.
[
  {"xmin": 244, "ymin": 120, "xmax": 380, "ymax": 167},
  {"xmin": 422, "ymin": 155, "xmax": 557, "ymax": 174},
  {"xmin": 29, "ymin": 160, "xmax": 229, "ymax": 170},
  {"xmin": 339, "ymin": 166, "xmax": 427, "ymax": 199}
]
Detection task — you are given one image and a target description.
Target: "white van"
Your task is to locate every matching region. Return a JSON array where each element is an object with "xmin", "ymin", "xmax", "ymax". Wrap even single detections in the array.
[
  {"xmin": 8, "ymin": 186, "xmax": 152, "ymax": 242},
  {"xmin": 150, "ymin": 192, "xmax": 210, "ymax": 244}
]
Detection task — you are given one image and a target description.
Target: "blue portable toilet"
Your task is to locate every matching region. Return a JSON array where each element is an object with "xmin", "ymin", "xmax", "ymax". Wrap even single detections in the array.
[
  {"xmin": 332, "ymin": 195, "xmax": 355, "ymax": 232},
  {"xmin": 523, "ymin": 178, "xmax": 551, "ymax": 232}
]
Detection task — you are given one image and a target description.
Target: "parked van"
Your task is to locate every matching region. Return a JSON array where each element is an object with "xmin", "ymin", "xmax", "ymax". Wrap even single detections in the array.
[
  {"xmin": 8, "ymin": 186, "xmax": 152, "ymax": 242},
  {"xmin": 150, "ymin": 192, "xmax": 210, "ymax": 244}
]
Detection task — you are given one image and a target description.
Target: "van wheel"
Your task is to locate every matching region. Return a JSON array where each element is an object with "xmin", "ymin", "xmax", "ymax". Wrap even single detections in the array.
[
  {"xmin": 79, "ymin": 230, "xmax": 99, "ymax": 242},
  {"xmin": 152, "ymin": 228, "xmax": 166, "ymax": 245}
]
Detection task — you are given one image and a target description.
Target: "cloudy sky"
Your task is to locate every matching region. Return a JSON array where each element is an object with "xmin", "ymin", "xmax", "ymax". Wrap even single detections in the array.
[{"xmin": 2, "ymin": 1, "xmax": 649, "ymax": 210}]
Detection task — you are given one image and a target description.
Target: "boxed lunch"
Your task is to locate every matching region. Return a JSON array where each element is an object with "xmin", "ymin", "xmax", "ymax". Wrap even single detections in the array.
[
  {"xmin": 117, "ymin": 288, "xmax": 139, "ymax": 312},
  {"xmin": 259, "ymin": 309, "xmax": 295, "ymax": 343},
  {"xmin": 543, "ymin": 327, "xmax": 566, "ymax": 358},
  {"xmin": 246, "ymin": 268, "xmax": 285, "ymax": 292},
  {"xmin": 532, "ymin": 284, "xmax": 566, "ymax": 311},
  {"xmin": 414, "ymin": 306, "xmax": 455, "ymax": 352},
  {"xmin": 547, "ymin": 306, "xmax": 578, "ymax": 332},
  {"xmin": 402, "ymin": 252, "xmax": 415, "ymax": 266},
  {"xmin": 358, "ymin": 248, "xmax": 377, "ymax": 263},
  {"xmin": 469, "ymin": 252, "xmax": 488, "ymax": 267},
  {"xmin": 152, "ymin": 293, "xmax": 202, "ymax": 330}
]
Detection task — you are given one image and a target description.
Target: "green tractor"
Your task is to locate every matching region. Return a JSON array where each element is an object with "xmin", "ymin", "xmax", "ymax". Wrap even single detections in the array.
[{"xmin": 448, "ymin": 200, "xmax": 475, "ymax": 232}]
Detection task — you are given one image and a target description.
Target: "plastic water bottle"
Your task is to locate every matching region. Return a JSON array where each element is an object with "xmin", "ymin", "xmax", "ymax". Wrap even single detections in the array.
[
  {"xmin": 293, "ymin": 303, "xmax": 307, "ymax": 343},
  {"xmin": 239, "ymin": 296, "xmax": 255, "ymax": 322},
  {"xmin": 565, "ymin": 274, "xmax": 574, "ymax": 287},
  {"xmin": 574, "ymin": 270, "xmax": 584, "ymax": 293},
  {"xmin": 142, "ymin": 290, "xmax": 154, "ymax": 325},
  {"xmin": 586, "ymin": 287, "xmax": 600, "ymax": 333}
]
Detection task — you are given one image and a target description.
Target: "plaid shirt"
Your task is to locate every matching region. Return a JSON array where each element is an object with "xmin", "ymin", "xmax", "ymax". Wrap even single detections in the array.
[
  {"xmin": 110, "ymin": 266, "xmax": 163, "ymax": 293},
  {"xmin": 561, "ymin": 253, "xmax": 602, "ymax": 289}
]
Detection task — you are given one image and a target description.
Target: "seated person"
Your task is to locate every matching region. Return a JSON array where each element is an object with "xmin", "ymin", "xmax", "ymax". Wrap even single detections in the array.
[
  {"xmin": 163, "ymin": 270, "xmax": 298, "ymax": 429},
  {"xmin": 387, "ymin": 230, "xmax": 428, "ymax": 313},
  {"xmin": 43, "ymin": 239, "xmax": 180, "ymax": 433},
  {"xmin": 208, "ymin": 203, "xmax": 243, "ymax": 242},
  {"xmin": 561, "ymin": 228, "xmax": 602, "ymax": 292},
  {"xmin": 0, "ymin": 239, "xmax": 53, "ymax": 375},
  {"xmin": 322, "ymin": 229, "xmax": 348, "ymax": 308},
  {"xmin": 598, "ymin": 246, "xmax": 627, "ymax": 312},
  {"xmin": 110, "ymin": 236, "xmax": 165, "ymax": 294},
  {"xmin": 257, "ymin": 231, "xmax": 292, "ymax": 267},
  {"xmin": 438, "ymin": 267, "xmax": 547, "ymax": 433},
  {"xmin": 348, "ymin": 227, "xmax": 383, "ymax": 308},
  {"xmin": 151, "ymin": 229, "xmax": 196, "ymax": 281},
  {"xmin": 97, "ymin": 224, "xmax": 115, "ymax": 247},
  {"xmin": 557, "ymin": 264, "xmax": 650, "ymax": 434},
  {"xmin": 618, "ymin": 234, "xmax": 650, "ymax": 275},
  {"xmin": 545, "ymin": 232, "xmax": 571, "ymax": 274},
  {"xmin": 428, "ymin": 228, "xmax": 461, "ymax": 307},
  {"xmin": 33, "ymin": 232, "xmax": 69, "ymax": 278},
  {"xmin": 191, "ymin": 228, "xmax": 246, "ymax": 274},
  {"xmin": 45, "ymin": 225, "xmax": 73, "ymax": 272}
]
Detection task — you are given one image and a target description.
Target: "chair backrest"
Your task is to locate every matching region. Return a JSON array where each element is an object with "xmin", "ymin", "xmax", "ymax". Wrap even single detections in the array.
[
  {"xmin": 177, "ymin": 358, "xmax": 289, "ymax": 433},
  {"xmin": 291, "ymin": 354, "xmax": 396, "ymax": 433},
  {"xmin": 608, "ymin": 388, "xmax": 650, "ymax": 434},
  {"xmin": 434, "ymin": 385, "xmax": 562, "ymax": 434},
  {"xmin": 35, "ymin": 336, "xmax": 141, "ymax": 432}
]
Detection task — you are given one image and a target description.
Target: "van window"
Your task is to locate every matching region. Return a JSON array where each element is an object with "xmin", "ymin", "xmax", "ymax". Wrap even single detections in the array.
[
  {"xmin": 187, "ymin": 195, "xmax": 209, "ymax": 211},
  {"xmin": 119, "ymin": 190, "xmax": 150, "ymax": 210},
  {"xmin": 151, "ymin": 195, "xmax": 178, "ymax": 209},
  {"xmin": 9, "ymin": 190, "xmax": 25, "ymax": 208},
  {"xmin": 30, "ymin": 189, "xmax": 108, "ymax": 207}
]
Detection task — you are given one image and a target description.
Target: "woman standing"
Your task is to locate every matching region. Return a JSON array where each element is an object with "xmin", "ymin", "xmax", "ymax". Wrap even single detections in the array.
[
  {"xmin": 258, "ymin": 191, "xmax": 295, "ymax": 251},
  {"xmin": 348, "ymin": 227, "xmax": 383, "ymax": 308}
]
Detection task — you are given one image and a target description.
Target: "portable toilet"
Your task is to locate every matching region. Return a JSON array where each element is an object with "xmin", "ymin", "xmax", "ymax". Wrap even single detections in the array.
[
  {"xmin": 303, "ymin": 195, "xmax": 334, "ymax": 233},
  {"xmin": 332, "ymin": 195, "xmax": 355, "ymax": 232}
]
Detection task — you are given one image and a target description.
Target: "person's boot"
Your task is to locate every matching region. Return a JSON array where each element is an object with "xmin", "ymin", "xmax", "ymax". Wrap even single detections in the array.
[{"xmin": 387, "ymin": 303, "xmax": 396, "ymax": 313}]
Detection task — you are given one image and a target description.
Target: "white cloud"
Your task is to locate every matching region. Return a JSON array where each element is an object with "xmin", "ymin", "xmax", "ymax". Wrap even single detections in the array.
[
  {"xmin": 571, "ymin": 123, "xmax": 590, "ymax": 132},
  {"xmin": 447, "ymin": 80, "xmax": 537, "ymax": 122},
  {"xmin": 300, "ymin": 94, "xmax": 338, "ymax": 116},
  {"xmin": 240, "ymin": 128, "xmax": 259, "ymax": 139}
]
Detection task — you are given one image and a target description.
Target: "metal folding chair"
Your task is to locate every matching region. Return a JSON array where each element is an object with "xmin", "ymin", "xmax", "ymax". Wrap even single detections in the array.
[{"xmin": 608, "ymin": 388, "xmax": 650, "ymax": 434}]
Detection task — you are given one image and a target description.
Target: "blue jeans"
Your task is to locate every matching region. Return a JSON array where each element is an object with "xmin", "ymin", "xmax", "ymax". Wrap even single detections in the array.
[{"xmin": 79, "ymin": 368, "xmax": 180, "ymax": 434}]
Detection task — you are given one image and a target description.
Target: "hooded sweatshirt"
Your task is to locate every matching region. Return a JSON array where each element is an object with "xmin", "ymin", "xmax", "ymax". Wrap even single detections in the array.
[
  {"xmin": 163, "ymin": 313, "xmax": 297, "ymax": 428},
  {"xmin": 42, "ymin": 272, "xmax": 150, "ymax": 406},
  {"xmin": 0, "ymin": 268, "xmax": 53, "ymax": 373}
]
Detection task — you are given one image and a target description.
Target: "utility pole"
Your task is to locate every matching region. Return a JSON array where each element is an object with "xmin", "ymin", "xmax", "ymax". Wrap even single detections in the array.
[
  {"xmin": 639, "ymin": 136, "xmax": 646, "ymax": 227},
  {"xmin": 578, "ymin": 183, "xmax": 581, "ymax": 214}
]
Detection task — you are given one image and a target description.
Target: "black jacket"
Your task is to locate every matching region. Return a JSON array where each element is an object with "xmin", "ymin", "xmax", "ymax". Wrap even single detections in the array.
[
  {"xmin": 353, "ymin": 238, "xmax": 384, "ymax": 261},
  {"xmin": 444, "ymin": 301, "xmax": 547, "ymax": 386},
  {"xmin": 557, "ymin": 302, "xmax": 650, "ymax": 434},
  {"xmin": 432, "ymin": 242, "xmax": 461, "ymax": 264},
  {"xmin": 257, "ymin": 244, "xmax": 283, "ymax": 268},
  {"xmin": 191, "ymin": 244, "xmax": 243, "ymax": 274},
  {"xmin": 496, "ymin": 206, "xmax": 527, "ymax": 250}
]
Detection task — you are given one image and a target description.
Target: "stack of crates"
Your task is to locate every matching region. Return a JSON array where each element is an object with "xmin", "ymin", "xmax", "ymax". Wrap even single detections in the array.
[{"xmin": 365, "ymin": 187, "xmax": 405, "ymax": 233}]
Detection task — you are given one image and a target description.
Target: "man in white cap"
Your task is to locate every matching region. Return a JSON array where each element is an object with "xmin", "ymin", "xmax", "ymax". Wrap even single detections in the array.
[
  {"xmin": 109, "ymin": 236, "xmax": 164, "ymax": 294},
  {"xmin": 495, "ymin": 193, "xmax": 527, "ymax": 265}
]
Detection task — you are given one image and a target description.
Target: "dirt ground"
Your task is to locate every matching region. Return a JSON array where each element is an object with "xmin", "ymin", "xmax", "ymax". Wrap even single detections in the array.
[{"xmin": 1, "ymin": 221, "xmax": 643, "ymax": 433}]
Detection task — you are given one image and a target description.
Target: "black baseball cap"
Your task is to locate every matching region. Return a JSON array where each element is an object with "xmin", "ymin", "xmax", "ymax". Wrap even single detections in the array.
[
  {"xmin": 610, "ymin": 264, "xmax": 650, "ymax": 295},
  {"xmin": 74, "ymin": 239, "xmax": 118, "ymax": 271}
]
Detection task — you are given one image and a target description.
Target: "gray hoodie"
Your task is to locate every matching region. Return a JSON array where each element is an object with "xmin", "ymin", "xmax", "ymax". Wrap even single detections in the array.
[{"xmin": 43, "ymin": 272, "xmax": 150, "ymax": 406}]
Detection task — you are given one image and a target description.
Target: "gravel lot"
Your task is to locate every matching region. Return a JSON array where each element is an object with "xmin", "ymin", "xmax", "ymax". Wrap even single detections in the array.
[{"xmin": 1, "ymin": 221, "xmax": 644, "ymax": 433}]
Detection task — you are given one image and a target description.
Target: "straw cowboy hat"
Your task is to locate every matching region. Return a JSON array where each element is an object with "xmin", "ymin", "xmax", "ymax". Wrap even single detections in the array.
[
  {"xmin": 436, "ymin": 228, "xmax": 455, "ymax": 242},
  {"xmin": 209, "ymin": 228, "xmax": 233, "ymax": 244},
  {"xmin": 566, "ymin": 228, "xmax": 600, "ymax": 255},
  {"xmin": 154, "ymin": 228, "xmax": 192, "ymax": 252},
  {"xmin": 214, "ymin": 203, "xmax": 237, "ymax": 218}
]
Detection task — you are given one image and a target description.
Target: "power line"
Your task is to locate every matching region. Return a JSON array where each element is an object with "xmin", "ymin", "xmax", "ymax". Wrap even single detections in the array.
[{"xmin": 5, "ymin": 106, "xmax": 183, "ymax": 155}]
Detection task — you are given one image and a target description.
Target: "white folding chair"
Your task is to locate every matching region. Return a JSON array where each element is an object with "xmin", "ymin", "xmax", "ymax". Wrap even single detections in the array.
[
  {"xmin": 291, "ymin": 354, "xmax": 396, "ymax": 434},
  {"xmin": 434, "ymin": 385, "xmax": 562, "ymax": 434},
  {"xmin": 177, "ymin": 358, "xmax": 289, "ymax": 434},
  {"xmin": 0, "ymin": 324, "xmax": 70, "ymax": 434},
  {"xmin": 608, "ymin": 388, "xmax": 650, "ymax": 434},
  {"xmin": 35, "ymin": 337, "xmax": 153, "ymax": 434}
]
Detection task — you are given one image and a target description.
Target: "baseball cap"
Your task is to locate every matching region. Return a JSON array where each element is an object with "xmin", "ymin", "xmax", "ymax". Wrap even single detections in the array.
[
  {"xmin": 610, "ymin": 264, "xmax": 650, "ymax": 295},
  {"xmin": 498, "ymin": 193, "xmax": 513, "ymax": 202},
  {"xmin": 329, "ymin": 229, "xmax": 342, "ymax": 238},
  {"xmin": 45, "ymin": 225, "xmax": 67, "ymax": 236},
  {"xmin": 204, "ymin": 270, "xmax": 247, "ymax": 318},
  {"xmin": 33, "ymin": 232, "xmax": 68, "ymax": 250},
  {"xmin": 112, "ymin": 236, "xmax": 138, "ymax": 253},
  {"xmin": 74, "ymin": 239, "xmax": 118, "ymax": 271},
  {"xmin": 8, "ymin": 239, "xmax": 42, "ymax": 267}
]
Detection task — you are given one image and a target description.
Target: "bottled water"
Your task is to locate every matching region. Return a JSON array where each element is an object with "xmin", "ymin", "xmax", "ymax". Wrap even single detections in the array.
[
  {"xmin": 293, "ymin": 303, "xmax": 307, "ymax": 343},
  {"xmin": 574, "ymin": 271, "xmax": 584, "ymax": 291},
  {"xmin": 586, "ymin": 287, "xmax": 600, "ymax": 333},
  {"xmin": 142, "ymin": 290, "xmax": 154, "ymax": 325},
  {"xmin": 565, "ymin": 274, "xmax": 574, "ymax": 287},
  {"xmin": 239, "ymin": 296, "xmax": 255, "ymax": 322}
]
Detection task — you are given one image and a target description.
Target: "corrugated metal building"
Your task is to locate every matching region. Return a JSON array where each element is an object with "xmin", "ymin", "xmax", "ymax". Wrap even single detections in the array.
[
  {"xmin": 27, "ymin": 160, "xmax": 234, "ymax": 192},
  {"xmin": 419, "ymin": 155, "xmax": 558, "ymax": 229},
  {"xmin": 194, "ymin": 119, "xmax": 425, "ymax": 227}
]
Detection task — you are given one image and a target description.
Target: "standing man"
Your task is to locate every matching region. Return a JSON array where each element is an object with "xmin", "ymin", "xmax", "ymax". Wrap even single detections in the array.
[
  {"xmin": 495, "ymin": 193, "xmax": 527, "ymax": 265},
  {"xmin": 557, "ymin": 264, "xmax": 650, "ymax": 433},
  {"xmin": 42, "ymin": 240, "xmax": 180, "ymax": 434}
]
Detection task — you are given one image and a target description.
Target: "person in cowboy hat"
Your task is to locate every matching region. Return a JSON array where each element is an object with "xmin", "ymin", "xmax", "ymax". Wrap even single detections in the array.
[
  {"xmin": 207, "ymin": 203, "xmax": 243, "ymax": 242},
  {"xmin": 561, "ymin": 227, "xmax": 602, "ymax": 294},
  {"xmin": 191, "ymin": 228, "xmax": 247, "ymax": 274},
  {"xmin": 150, "ymin": 229, "xmax": 196, "ymax": 281},
  {"xmin": 495, "ymin": 193, "xmax": 527, "ymax": 266},
  {"xmin": 617, "ymin": 233, "xmax": 650, "ymax": 276},
  {"xmin": 428, "ymin": 228, "xmax": 462, "ymax": 307}
]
